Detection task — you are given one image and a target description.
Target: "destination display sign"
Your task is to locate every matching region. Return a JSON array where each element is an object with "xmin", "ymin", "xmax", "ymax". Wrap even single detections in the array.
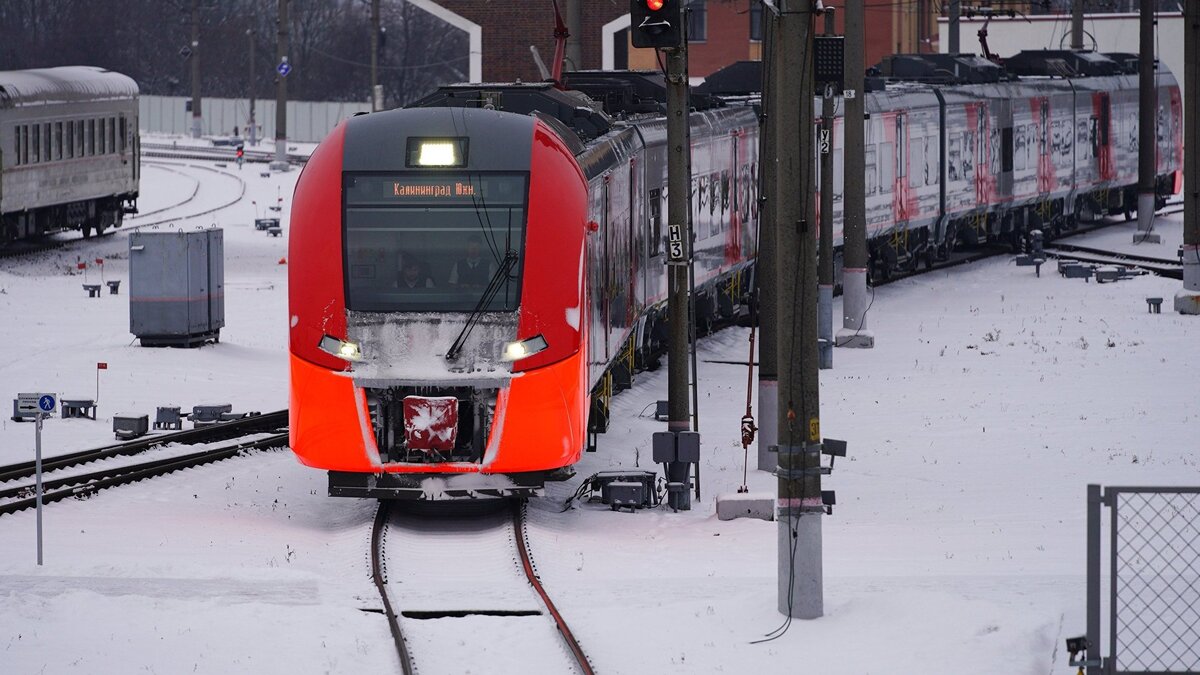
[{"xmin": 344, "ymin": 174, "xmax": 526, "ymax": 207}]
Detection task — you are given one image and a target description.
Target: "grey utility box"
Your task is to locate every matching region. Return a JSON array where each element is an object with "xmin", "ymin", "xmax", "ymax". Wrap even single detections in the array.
[{"xmin": 129, "ymin": 229, "xmax": 225, "ymax": 347}]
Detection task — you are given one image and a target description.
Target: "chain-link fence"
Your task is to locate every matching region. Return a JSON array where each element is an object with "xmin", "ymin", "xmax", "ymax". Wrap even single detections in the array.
[{"xmin": 1083, "ymin": 485, "xmax": 1200, "ymax": 675}]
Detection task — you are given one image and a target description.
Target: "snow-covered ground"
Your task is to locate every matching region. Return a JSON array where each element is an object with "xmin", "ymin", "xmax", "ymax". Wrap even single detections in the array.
[{"xmin": 0, "ymin": 151, "xmax": 1194, "ymax": 674}]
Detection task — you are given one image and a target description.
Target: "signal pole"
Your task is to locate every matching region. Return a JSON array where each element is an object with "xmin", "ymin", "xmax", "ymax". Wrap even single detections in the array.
[
  {"xmin": 1135, "ymin": 0, "xmax": 1160, "ymax": 244},
  {"xmin": 775, "ymin": 0, "xmax": 822, "ymax": 619},
  {"xmin": 1176, "ymin": 0, "xmax": 1199, "ymax": 314},
  {"xmin": 948, "ymin": 0, "xmax": 960, "ymax": 54},
  {"xmin": 247, "ymin": 28, "xmax": 257, "ymax": 146},
  {"xmin": 271, "ymin": 0, "xmax": 290, "ymax": 171},
  {"xmin": 190, "ymin": 0, "xmax": 202, "ymax": 138},
  {"xmin": 757, "ymin": 11, "xmax": 779, "ymax": 471},
  {"xmin": 837, "ymin": 0, "xmax": 873, "ymax": 350},
  {"xmin": 1071, "ymin": 0, "xmax": 1085, "ymax": 50},
  {"xmin": 664, "ymin": 29, "xmax": 693, "ymax": 511},
  {"xmin": 818, "ymin": 8, "xmax": 835, "ymax": 371}
]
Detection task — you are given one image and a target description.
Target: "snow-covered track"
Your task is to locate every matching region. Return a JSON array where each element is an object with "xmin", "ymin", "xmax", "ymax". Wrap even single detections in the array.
[
  {"xmin": 371, "ymin": 500, "xmax": 594, "ymax": 675},
  {"xmin": 140, "ymin": 141, "xmax": 308, "ymax": 166},
  {"xmin": 0, "ymin": 432, "xmax": 288, "ymax": 517},
  {"xmin": 129, "ymin": 161, "xmax": 247, "ymax": 228},
  {"xmin": 1042, "ymin": 243, "xmax": 1184, "ymax": 280},
  {"xmin": 0, "ymin": 410, "xmax": 287, "ymax": 484}
]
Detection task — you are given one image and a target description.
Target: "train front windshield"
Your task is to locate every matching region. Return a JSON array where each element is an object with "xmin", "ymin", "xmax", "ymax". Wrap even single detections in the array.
[{"xmin": 343, "ymin": 173, "xmax": 527, "ymax": 312}]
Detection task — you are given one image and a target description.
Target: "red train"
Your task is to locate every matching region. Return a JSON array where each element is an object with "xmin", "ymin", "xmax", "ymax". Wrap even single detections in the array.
[
  {"xmin": 288, "ymin": 79, "xmax": 759, "ymax": 498},
  {"xmin": 290, "ymin": 53, "xmax": 1181, "ymax": 499}
]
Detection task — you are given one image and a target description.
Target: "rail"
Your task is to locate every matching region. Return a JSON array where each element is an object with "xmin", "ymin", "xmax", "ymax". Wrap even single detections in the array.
[{"xmin": 0, "ymin": 432, "xmax": 288, "ymax": 517}]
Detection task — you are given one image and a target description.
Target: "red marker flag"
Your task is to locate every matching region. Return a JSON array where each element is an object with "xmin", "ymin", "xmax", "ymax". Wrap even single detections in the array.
[
  {"xmin": 97, "ymin": 362, "xmax": 108, "ymax": 370},
  {"xmin": 95, "ymin": 258, "xmax": 104, "ymax": 265},
  {"xmin": 77, "ymin": 262, "xmax": 86, "ymax": 270}
]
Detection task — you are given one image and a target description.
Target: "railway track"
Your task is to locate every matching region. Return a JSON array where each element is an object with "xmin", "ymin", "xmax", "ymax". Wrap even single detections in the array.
[
  {"xmin": 0, "ymin": 432, "xmax": 288, "ymax": 517},
  {"xmin": 1042, "ymin": 243, "xmax": 1183, "ymax": 279},
  {"xmin": 370, "ymin": 500, "xmax": 594, "ymax": 675},
  {"xmin": 0, "ymin": 410, "xmax": 287, "ymax": 484},
  {"xmin": 140, "ymin": 141, "xmax": 309, "ymax": 166}
]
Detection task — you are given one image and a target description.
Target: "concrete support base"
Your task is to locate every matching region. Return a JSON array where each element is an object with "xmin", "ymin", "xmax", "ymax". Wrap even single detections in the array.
[
  {"xmin": 716, "ymin": 492, "xmax": 774, "ymax": 521},
  {"xmin": 269, "ymin": 161, "xmax": 291, "ymax": 172},
  {"xmin": 839, "ymin": 268, "xmax": 874, "ymax": 349},
  {"xmin": 818, "ymin": 284, "xmax": 833, "ymax": 369},
  {"xmin": 777, "ymin": 510, "xmax": 823, "ymax": 618},
  {"xmin": 191, "ymin": 116, "xmax": 202, "ymax": 140},
  {"xmin": 1134, "ymin": 193, "xmax": 1161, "ymax": 243},
  {"xmin": 835, "ymin": 327, "xmax": 875, "ymax": 349},
  {"xmin": 1177, "ymin": 251, "xmax": 1200, "ymax": 314},
  {"xmin": 756, "ymin": 379, "xmax": 778, "ymax": 472}
]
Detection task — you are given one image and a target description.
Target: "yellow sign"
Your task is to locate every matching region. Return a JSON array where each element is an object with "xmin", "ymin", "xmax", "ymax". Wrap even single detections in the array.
[{"xmin": 808, "ymin": 418, "xmax": 820, "ymax": 442}]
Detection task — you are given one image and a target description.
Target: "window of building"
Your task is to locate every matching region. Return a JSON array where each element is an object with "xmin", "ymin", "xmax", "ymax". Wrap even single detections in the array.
[
  {"xmin": 750, "ymin": 2, "xmax": 763, "ymax": 42},
  {"xmin": 686, "ymin": 0, "xmax": 707, "ymax": 42}
]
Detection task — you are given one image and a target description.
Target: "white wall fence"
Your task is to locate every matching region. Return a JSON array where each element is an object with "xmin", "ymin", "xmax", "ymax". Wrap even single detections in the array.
[
  {"xmin": 938, "ymin": 12, "xmax": 1186, "ymax": 102},
  {"xmin": 139, "ymin": 95, "xmax": 371, "ymax": 143}
]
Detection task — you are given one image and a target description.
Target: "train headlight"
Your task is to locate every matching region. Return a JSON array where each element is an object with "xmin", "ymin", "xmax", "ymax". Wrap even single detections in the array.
[
  {"xmin": 319, "ymin": 335, "xmax": 363, "ymax": 362},
  {"xmin": 501, "ymin": 334, "xmax": 548, "ymax": 362},
  {"xmin": 406, "ymin": 137, "xmax": 468, "ymax": 167}
]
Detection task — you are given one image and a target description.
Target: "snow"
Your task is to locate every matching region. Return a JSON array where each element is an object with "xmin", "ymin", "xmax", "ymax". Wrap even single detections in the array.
[{"xmin": 0, "ymin": 147, "xmax": 1195, "ymax": 674}]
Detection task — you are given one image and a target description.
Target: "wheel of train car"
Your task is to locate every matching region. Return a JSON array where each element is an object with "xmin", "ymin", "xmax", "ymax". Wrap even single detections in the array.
[
  {"xmin": 81, "ymin": 223, "xmax": 92, "ymax": 239},
  {"xmin": 1123, "ymin": 203, "xmax": 1135, "ymax": 222},
  {"xmin": 923, "ymin": 247, "xmax": 936, "ymax": 271}
]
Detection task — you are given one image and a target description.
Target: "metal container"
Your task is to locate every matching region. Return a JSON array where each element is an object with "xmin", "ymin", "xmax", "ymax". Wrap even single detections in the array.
[{"xmin": 129, "ymin": 229, "xmax": 224, "ymax": 347}]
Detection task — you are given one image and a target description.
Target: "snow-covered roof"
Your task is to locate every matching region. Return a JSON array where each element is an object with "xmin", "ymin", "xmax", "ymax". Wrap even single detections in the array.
[{"xmin": 0, "ymin": 66, "xmax": 138, "ymax": 109}]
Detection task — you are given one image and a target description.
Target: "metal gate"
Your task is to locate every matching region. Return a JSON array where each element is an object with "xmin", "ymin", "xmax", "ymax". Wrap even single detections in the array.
[{"xmin": 1078, "ymin": 485, "xmax": 1200, "ymax": 675}]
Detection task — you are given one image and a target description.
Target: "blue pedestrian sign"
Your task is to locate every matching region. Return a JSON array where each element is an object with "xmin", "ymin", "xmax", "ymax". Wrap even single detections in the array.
[
  {"xmin": 38, "ymin": 395, "xmax": 56, "ymax": 413},
  {"xmin": 277, "ymin": 60, "xmax": 292, "ymax": 77}
]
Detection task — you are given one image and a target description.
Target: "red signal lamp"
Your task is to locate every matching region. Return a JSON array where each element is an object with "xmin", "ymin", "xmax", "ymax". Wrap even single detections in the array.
[{"xmin": 646, "ymin": 0, "xmax": 664, "ymax": 9}]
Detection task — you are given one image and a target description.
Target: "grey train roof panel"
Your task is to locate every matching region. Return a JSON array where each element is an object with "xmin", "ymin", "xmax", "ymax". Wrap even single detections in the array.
[{"xmin": 0, "ymin": 66, "xmax": 139, "ymax": 108}]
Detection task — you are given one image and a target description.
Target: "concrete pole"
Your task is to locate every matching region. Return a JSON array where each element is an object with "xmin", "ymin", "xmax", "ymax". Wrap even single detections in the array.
[
  {"xmin": 248, "ymin": 28, "xmax": 257, "ymax": 146},
  {"xmin": 1071, "ymin": 0, "xmax": 1085, "ymax": 51},
  {"xmin": 948, "ymin": 0, "xmax": 960, "ymax": 54},
  {"xmin": 371, "ymin": 0, "xmax": 381, "ymax": 111},
  {"xmin": 1135, "ymin": 0, "xmax": 1160, "ymax": 243},
  {"xmin": 1176, "ymin": 0, "xmax": 1199, "ymax": 314},
  {"xmin": 190, "ymin": 0, "xmax": 202, "ymax": 139},
  {"xmin": 665, "ymin": 40, "xmax": 692, "ymax": 511},
  {"xmin": 757, "ymin": 12, "xmax": 779, "ymax": 472},
  {"xmin": 271, "ymin": 0, "xmax": 290, "ymax": 171},
  {"xmin": 818, "ymin": 9, "xmax": 835, "ymax": 371},
  {"xmin": 775, "ymin": 0, "xmax": 822, "ymax": 620},
  {"xmin": 565, "ymin": 0, "xmax": 583, "ymax": 70},
  {"xmin": 837, "ymin": 0, "xmax": 873, "ymax": 349}
]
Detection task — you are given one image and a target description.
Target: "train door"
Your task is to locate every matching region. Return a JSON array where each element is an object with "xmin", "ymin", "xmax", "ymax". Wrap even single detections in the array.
[{"xmin": 1092, "ymin": 92, "xmax": 1114, "ymax": 184}]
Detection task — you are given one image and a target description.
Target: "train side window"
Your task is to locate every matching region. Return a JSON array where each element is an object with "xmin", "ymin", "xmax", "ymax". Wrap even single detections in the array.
[
  {"xmin": 66, "ymin": 121, "xmax": 74, "ymax": 159},
  {"xmin": 76, "ymin": 120, "xmax": 84, "ymax": 156},
  {"xmin": 1001, "ymin": 126, "xmax": 1013, "ymax": 173},
  {"xmin": 14, "ymin": 126, "xmax": 21, "ymax": 165},
  {"xmin": 32, "ymin": 124, "xmax": 40, "ymax": 162},
  {"xmin": 864, "ymin": 146, "xmax": 877, "ymax": 195},
  {"xmin": 119, "ymin": 116, "xmax": 127, "ymax": 153},
  {"xmin": 880, "ymin": 142, "xmax": 894, "ymax": 193},
  {"xmin": 53, "ymin": 121, "xmax": 62, "ymax": 160},
  {"xmin": 108, "ymin": 117, "xmax": 116, "ymax": 154},
  {"xmin": 648, "ymin": 188, "xmax": 662, "ymax": 257}
]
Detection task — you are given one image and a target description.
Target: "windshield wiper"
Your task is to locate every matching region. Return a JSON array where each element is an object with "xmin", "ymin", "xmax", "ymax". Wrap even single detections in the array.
[{"xmin": 445, "ymin": 250, "xmax": 520, "ymax": 361}]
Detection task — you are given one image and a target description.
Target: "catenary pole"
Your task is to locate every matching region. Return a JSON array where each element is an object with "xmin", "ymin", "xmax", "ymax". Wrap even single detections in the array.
[
  {"xmin": 371, "ymin": 0, "xmax": 381, "ymax": 111},
  {"xmin": 248, "ymin": 28, "xmax": 257, "ymax": 146},
  {"xmin": 837, "ymin": 0, "xmax": 873, "ymax": 349},
  {"xmin": 818, "ymin": 8, "xmax": 835, "ymax": 370},
  {"xmin": 775, "ymin": 0, "xmax": 822, "ymax": 619},
  {"xmin": 1135, "ymin": 0, "xmax": 1160, "ymax": 243},
  {"xmin": 565, "ymin": 0, "xmax": 583, "ymax": 70},
  {"xmin": 665, "ymin": 29, "xmax": 692, "ymax": 511},
  {"xmin": 1176, "ymin": 0, "xmax": 1199, "ymax": 314},
  {"xmin": 191, "ymin": 0, "xmax": 202, "ymax": 138},
  {"xmin": 948, "ymin": 0, "xmax": 960, "ymax": 54},
  {"xmin": 272, "ymin": 0, "xmax": 290, "ymax": 171},
  {"xmin": 1071, "ymin": 0, "xmax": 1085, "ymax": 50},
  {"xmin": 757, "ymin": 10, "xmax": 779, "ymax": 472}
]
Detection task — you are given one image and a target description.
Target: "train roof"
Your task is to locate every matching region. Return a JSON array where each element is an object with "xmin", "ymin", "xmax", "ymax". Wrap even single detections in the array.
[{"xmin": 0, "ymin": 66, "xmax": 138, "ymax": 109}]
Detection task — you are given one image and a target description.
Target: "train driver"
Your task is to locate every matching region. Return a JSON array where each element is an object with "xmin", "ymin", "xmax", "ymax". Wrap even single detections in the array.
[{"xmin": 447, "ymin": 235, "xmax": 497, "ymax": 289}]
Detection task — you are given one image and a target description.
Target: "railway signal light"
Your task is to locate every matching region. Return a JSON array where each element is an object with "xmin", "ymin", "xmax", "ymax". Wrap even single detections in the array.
[{"xmin": 630, "ymin": 0, "xmax": 682, "ymax": 49}]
